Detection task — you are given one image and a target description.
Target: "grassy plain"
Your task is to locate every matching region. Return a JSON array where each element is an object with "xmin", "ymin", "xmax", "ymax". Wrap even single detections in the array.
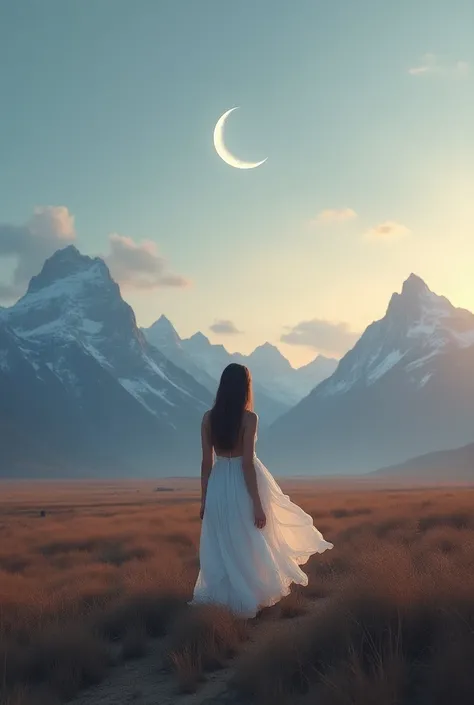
[{"xmin": 1, "ymin": 478, "xmax": 473, "ymax": 705}]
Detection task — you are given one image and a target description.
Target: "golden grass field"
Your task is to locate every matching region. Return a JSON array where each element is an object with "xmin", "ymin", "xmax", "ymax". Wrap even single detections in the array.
[{"xmin": 1, "ymin": 478, "xmax": 474, "ymax": 705}]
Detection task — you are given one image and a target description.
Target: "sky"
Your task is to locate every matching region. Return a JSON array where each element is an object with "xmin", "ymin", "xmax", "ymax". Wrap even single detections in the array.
[{"xmin": 0, "ymin": 0, "xmax": 473, "ymax": 367}]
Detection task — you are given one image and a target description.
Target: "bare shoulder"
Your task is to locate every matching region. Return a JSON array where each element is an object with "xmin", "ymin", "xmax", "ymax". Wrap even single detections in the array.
[
  {"xmin": 243, "ymin": 410, "xmax": 258, "ymax": 431},
  {"xmin": 202, "ymin": 410, "xmax": 211, "ymax": 427}
]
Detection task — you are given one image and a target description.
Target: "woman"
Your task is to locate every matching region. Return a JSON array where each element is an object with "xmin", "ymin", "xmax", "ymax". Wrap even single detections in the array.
[{"xmin": 191, "ymin": 363, "xmax": 333, "ymax": 618}]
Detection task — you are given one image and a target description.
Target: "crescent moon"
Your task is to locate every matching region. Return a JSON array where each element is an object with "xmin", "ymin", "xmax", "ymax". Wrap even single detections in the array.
[{"xmin": 213, "ymin": 107, "xmax": 267, "ymax": 170}]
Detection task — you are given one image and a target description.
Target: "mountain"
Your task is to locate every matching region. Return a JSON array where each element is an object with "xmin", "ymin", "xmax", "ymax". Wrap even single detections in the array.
[
  {"xmin": 244, "ymin": 342, "xmax": 293, "ymax": 379},
  {"xmin": 144, "ymin": 316, "xmax": 218, "ymax": 393},
  {"xmin": 235, "ymin": 343, "xmax": 339, "ymax": 406},
  {"xmin": 143, "ymin": 322, "xmax": 289, "ymax": 425},
  {"xmin": 294, "ymin": 355, "xmax": 341, "ymax": 395},
  {"xmin": 262, "ymin": 274, "xmax": 474, "ymax": 475},
  {"xmin": 144, "ymin": 325, "xmax": 338, "ymax": 410},
  {"xmin": 181, "ymin": 331, "xmax": 233, "ymax": 377},
  {"xmin": 0, "ymin": 246, "xmax": 211, "ymax": 476},
  {"xmin": 375, "ymin": 441, "xmax": 474, "ymax": 482},
  {"xmin": 0, "ymin": 320, "xmax": 172, "ymax": 476},
  {"xmin": 234, "ymin": 343, "xmax": 297, "ymax": 406},
  {"xmin": 145, "ymin": 314, "xmax": 182, "ymax": 355}
]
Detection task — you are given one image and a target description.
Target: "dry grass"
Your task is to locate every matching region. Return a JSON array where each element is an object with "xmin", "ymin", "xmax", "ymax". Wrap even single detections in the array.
[
  {"xmin": 234, "ymin": 486, "xmax": 474, "ymax": 705},
  {"xmin": 164, "ymin": 604, "xmax": 249, "ymax": 692},
  {"xmin": 0, "ymin": 481, "xmax": 197, "ymax": 704},
  {"xmin": 0, "ymin": 479, "xmax": 473, "ymax": 705}
]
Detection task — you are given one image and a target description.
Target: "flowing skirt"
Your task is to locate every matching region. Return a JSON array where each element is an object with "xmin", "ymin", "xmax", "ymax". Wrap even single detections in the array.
[{"xmin": 191, "ymin": 455, "xmax": 333, "ymax": 618}]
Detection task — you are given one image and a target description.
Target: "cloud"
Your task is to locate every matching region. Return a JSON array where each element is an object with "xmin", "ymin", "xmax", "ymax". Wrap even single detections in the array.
[
  {"xmin": 104, "ymin": 234, "xmax": 190, "ymax": 290},
  {"xmin": 0, "ymin": 207, "xmax": 189, "ymax": 302},
  {"xmin": 311, "ymin": 208, "xmax": 358, "ymax": 226},
  {"xmin": 210, "ymin": 319, "xmax": 242, "ymax": 335},
  {"xmin": 281, "ymin": 319, "xmax": 359, "ymax": 357},
  {"xmin": 0, "ymin": 206, "xmax": 76, "ymax": 300},
  {"xmin": 364, "ymin": 221, "xmax": 411, "ymax": 242},
  {"xmin": 409, "ymin": 53, "xmax": 470, "ymax": 78}
]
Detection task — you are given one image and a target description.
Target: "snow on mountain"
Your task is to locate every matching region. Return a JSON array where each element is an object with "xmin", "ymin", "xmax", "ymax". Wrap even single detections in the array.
[
  {"xmin": 234, "ymin": 343, "xmax": 299, "ymax": 406},
  {"xmin": 143, "ymin": 323, "xmax": 290, "ymax": 425},
  {"xmin": 175, "ymin": 331, "xmax": 337, "ymax": 406},
  {"xmin": 293, "ymin": 355, "xmax": 340, "ymax": 396},
  {"xmin": 319, "ymin": 274, "xmax": 474, "ymax": 399},
  {"xmin": 3, "ymin": 246, "xmax": 210, "ymax": 423},
  {"xmin": 237, "ymin": 343, "xmax": 339, "ymax": 405},
  {"xmin": 263, "ymin": 274, "xmax": 474, "ymax": 475},
  {"xmin": 0, "ymin": 246, "xmax": 211, "ymax": 476},
  {"xmin": 143, "ymin": 319, "xmax": 339, "ymax": 422},
  {"xmin": 145, "ymin": 315, "xmax": 182, "ymax": 356},
  {"xmin": 143, "ymin": 316, "xmax": 218, "ymax": 395},
  {"xmin": 0, "ymin": 317, "xmax": 176, "ymax": 476},
  {"xmin": 181, "ymin": 332, "xmax": 231, "ymax": 378}
]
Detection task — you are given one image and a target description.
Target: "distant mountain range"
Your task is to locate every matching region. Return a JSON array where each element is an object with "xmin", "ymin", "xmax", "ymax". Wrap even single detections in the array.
[
  {"xmin": 2, "ymin": 247, "xmax": 474, "ymax": 480},
  {"xmin": 142, "ymin": 316, "xmax": 337, "ymax": 424},
  {"xmin": 262, "ymin": 274, "xmax": 474, "ymax": 476},
  {"xmin": 0, "ymin": 246, "xmax": 336, "ymax": 476}
]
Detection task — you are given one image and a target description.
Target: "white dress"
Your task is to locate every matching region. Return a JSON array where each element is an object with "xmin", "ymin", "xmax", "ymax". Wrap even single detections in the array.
[{"xmin": 192, "ymin": 453, "xmax": 333, "ymax": 618}]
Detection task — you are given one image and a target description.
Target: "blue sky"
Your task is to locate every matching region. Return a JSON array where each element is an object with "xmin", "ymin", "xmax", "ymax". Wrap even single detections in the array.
[{"xmin": 1, "ymin": 0, "xmax": 473, "ymax": 365}]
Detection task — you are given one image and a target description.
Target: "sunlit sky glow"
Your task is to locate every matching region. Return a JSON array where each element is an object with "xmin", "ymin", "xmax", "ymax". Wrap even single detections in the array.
[{"xmin": 0, "ymin": 0, "xmax": 473, "ymax": 366}]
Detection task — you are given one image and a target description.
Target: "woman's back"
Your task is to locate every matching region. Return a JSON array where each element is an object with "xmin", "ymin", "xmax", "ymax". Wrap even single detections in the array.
[{"xmin": 204, "ymin": 409, "xmax": 256, "ymax": 458}]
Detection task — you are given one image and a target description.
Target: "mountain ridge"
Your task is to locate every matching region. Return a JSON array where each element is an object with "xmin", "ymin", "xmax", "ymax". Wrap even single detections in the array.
[
  {"xmin": 0, "ymin": 246, "xmax": 211, "ymax": 476},
  {"xmin": 143, "ymin": 320, "xmax": 338, "ymax": 412},
  {"xmin": 3, "ymin": 251, "xmax": 472, "ymax": 480},
  {"xmin": 374, "ymin": 439, "xmax": 474, "ymax": 482},
  {"xmin": 262, "ymin": 274, "xmax": 474, "ymax": 475},
  {"xmin": 143, "ymin": 319, "xmax": 295, "ymax": 426}
]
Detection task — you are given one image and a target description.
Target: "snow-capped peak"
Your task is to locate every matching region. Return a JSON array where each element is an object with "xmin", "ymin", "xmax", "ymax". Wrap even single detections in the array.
[
  {"xmin": 319, "ymin": 274, "xmax": 474, "ymax": 398},
  {"xmin": 247, "ymin": 342, "xmax": 294, "ymax": 373},
  {"xmin": 386, "ymin": 273, "xmax": 452, "ymax": 327},
  {"xmin": 1, "ymin": 245, "xmax": 210, "ymax": 429},
  {"xmin": 379, "ymin": 273, "xmax": 474, "ymax": 350},
  {"xmin": 149, "ymin": 314, "xmax": 177, "ymax": 333},
  {"xmin": 4, "ymin": 245, "xmax": 132, "ymax": 347},
  {"xmin": 145, "ymin": 315, "xmax": 181, "ymax": 344},
  {"xmin": 27, "ymin": 245, "xmax": 111, "ymax": 295},
  {"xmin": 388, "ymin": 274, "xmax": 474, "ymax": 348}
]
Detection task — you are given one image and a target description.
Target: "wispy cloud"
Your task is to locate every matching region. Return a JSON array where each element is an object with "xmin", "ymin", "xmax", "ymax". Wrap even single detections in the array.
[
  {"xmin": 281, "ymin": 319, "xmax": 359, "ymax": 357},
  {"xmin": 0, "ymin": 206, "xmax": 189, "ymax": 302},
  {"xmin": 364, "ymin": 221, "xmax": 411, "ymax": 243},
  {"xmin": 210, "ymin": 319, "xmax": 242, "ymax": 335},
  {"xmin": 409, "ymin": 53, "xmax": 470, "ymax": 78},
  {"xmin": 0, "ymin": 206, "xmax": 76, "ymax": 301},
  {"xmin": 104, "ymin": 234, "xmax": 189, "ymax": 290},
  {"xmin": 311, "ymin": 208, "xmax": 358, "ymax": 226}
]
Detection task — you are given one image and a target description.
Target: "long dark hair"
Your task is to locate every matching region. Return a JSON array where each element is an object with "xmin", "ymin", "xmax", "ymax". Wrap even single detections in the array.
[{"xmin": 210, "ymin": 364, "xmax": 253, "ymax": 450}]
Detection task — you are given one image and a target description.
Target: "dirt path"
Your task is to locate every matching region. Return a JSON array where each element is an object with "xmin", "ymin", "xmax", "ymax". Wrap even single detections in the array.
[
  {"xmin": 69, "ymin": 599, "xmax": 327, "ymax": 705},
  {"xmin": 69, "ymin": 639, "xmax": 239, "ymax": 705}
]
